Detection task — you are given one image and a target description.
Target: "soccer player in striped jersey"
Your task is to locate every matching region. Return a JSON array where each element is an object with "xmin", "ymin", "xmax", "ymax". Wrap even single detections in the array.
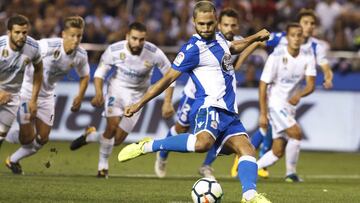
[
  {"xmin": 0, "ymin": 15, "xmax": 43, "ymax": 153},
  {"xmin": 70, "ymin": 22, "xmax": 175, "ymax": 178},
  {"xmin": 5, "ymin": 16, "xmax": 90, "ymax": 174},
  {"xmin": 256, "ymin": 23, "xmax": 316, "ymax": 182},
  {"xmin": 118, "ymin": 2, "xmax": 271, "ymax": 202}
]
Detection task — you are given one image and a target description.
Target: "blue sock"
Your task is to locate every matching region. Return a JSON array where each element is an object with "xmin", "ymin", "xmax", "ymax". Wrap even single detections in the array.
[
  {"xmin": 202, "ymin": 145, "xmax": 217, "ymax": 166},
  {"xmin": 152, "ymin": 133, "xmax": 196, "ymax": 152},
  {"xmin": 259, "ymin": 128, "xmax": 273, "ymax": 158},
  {"xmin": 251, "ymin": 129, "xmax": 265, "ymax": 149},
  {"xmin": 237, "ymin": 156, "xmax": 258, "ymax": 193},
  {"xmin": 159, "ymin": 126, "xmax": 178, "ymax": 159}
]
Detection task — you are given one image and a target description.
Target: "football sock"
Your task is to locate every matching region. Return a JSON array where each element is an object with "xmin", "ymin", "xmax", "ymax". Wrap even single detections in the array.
[
  {"xmin": 259, "ymin": 129, "xmax": 273, "ymax": 158},
  {"xmin": 5, "ymin": 124, "xmax": 20, "ymax": 144},
  {"xmin": 238, "ymin": 155, "xmax": 257, "ymax": 200},
  {"xmin": 159, "ymin": 126, "xmax": 179, "ymax": 159},
  {"xmin": 257, "ymin": 150, "xmax": 279, "ymax": 169},
  {"xmin": 10, "ymin": 136, "xmax": 42, "ymax": 163},
  {"xmin": 86, "ymin": 131, "xmax": 101, "ymax": 142},
  {"xmin": 144, "ymin": 133, "xmax": 196, "ymax": 153},
  {"xmin": 202, "ymin": 145, "xmax": 217, "ymax": 166},
  {"xmin": 250, "ymin": 128, "xmax": 266, "ymax": 149},
  {"xmin": 285, "ymin": 138, "xmax": 301, "ymax": 176},
  {"xmin": 98, "ymin": 135, "xmax": 114, "ymax": 170}
]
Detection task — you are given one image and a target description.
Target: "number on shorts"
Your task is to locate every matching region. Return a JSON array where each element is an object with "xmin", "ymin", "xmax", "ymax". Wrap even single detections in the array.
[
  {"xmin": 180, "ymin": 103, "xmax": 191, "ymax": 121},
  {"xmin": 108, "ymin": 96, "xmax": 115, "ymax": 107},
  {"xmin": 21, "ymin": 102, "xmax": 28, "ymax": 113},
  {"xmin": 209, "ymin": 110, "xmax": 219, "ymax": 122}
]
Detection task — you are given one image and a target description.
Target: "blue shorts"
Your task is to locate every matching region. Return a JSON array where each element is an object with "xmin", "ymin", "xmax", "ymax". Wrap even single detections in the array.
[
  {"xmin": 191, "ymin": 106, "xmax": 248, "ymax": 155},
  {"xmin": 176, "ymin": 94, "xmax": 195, "ymax": 127}
]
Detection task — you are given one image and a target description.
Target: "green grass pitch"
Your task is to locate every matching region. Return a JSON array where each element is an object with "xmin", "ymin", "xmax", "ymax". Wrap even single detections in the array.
[{"xmin": 1, "ymin": 142, "xmax": 360, "ymax": 203}]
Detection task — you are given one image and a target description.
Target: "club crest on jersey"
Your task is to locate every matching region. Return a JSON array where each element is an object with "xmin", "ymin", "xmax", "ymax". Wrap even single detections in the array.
[
  {"xmin": 69, "ymin": 63, "xmax": 74, "ymax": 68},
  {"xmin": 174, "ymin": 52, "xmax": 184, "ymax": 66},
  {"xmin": 144, "ymin": 60, "xmax": 152, "ymax": 68},
  {"xmin": 53, "ymin": 50, "xmax": 61, "ymax": 60},
  {"xmin": 210, "ymin": 120, "xmax": 218, "ymax": 129},
  {"xmin": 120, "ymin": 52, "xmax": 126, "ymax": 60},
  {"xmin": 221, "ymin": 53, "xmax": 234, "ymax": 72},
  {"xmin": 2, "ymin": 49, "xmax": 9, "ymax": 58},
  {"xmin": 23, "ymin": 58, "xmax": 31, "ymax": 66}
]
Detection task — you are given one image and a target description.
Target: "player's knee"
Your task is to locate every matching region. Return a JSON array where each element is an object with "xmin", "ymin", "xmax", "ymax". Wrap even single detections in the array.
[
  {"xmin": 195, "ymin": 139, "xmax": 213, "ymax": 153},
  {"xmin": 19, "ymin": 134, "xmax": 34, "ymax": 145},
  {"xmin": 272, "ymin": 146, "xmax": 284, "ymax": 157},
  {"xmin": 105, "ymin": 123, "xmax": 118, "ymax": 135},
  {"xmin": 174, "ymin": 123, "xmax": 188, "ymax": 134}
]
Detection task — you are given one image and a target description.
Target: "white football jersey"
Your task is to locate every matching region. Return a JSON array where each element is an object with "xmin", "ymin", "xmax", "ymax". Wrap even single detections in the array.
[
  {"xmin": 182, "ymin": 35, "xmax": 243, "ymax": 99},
  {"xmin": 94, "ymin": 40, "xmax": 172, "ymax": 94},
  {"xmin": 21, "ymin": 38, "xmax": 90, "ymax": 98},
  {"xmin": 260, "ymin": 46, "xmax": 316, "ymax": 107},
  {"xmin": 0, "ymin": 35, "xmax": 41, "ymax": 94}
]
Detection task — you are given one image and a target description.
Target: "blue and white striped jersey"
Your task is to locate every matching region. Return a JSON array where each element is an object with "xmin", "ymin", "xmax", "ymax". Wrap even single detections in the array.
[
  {"xmin": 266, "ymin": 32, "xmax": 329, "ymax": 66},
  {"xmin": 172, "ymin": 32, "xmax": 238, "ymax": 114},
  {"xmin": 21, "ymin": 38, "xmax": 90, "ymax": 98},
  {"xmin": 0, "ymin": 35, "xmax": 41, "ymax": 93}
]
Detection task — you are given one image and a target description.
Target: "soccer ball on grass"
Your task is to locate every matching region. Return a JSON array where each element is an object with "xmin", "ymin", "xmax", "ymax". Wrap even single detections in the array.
[{"xmin": 191, "ymin": 178, "xmax": 223, "ymax": 203}]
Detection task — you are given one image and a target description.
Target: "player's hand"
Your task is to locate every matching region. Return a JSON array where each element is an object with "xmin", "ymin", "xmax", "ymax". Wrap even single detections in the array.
[
  {"xmin": 323, "ymin": 79, "xmax": 333, "ymax": 89},
  {"xmin": 28, "ymin": 100, "xmax": 37, "ymax": 120},
  {"xmin": 289, "ymin": 95, "xmax": 301, "ymax": 106},
  {"xmin": 259, "ymin": 113, "xmax": 268, "ymax": 129},
  {"xmin": 71, "ymin": 95, "xmax": 83, "ymax": 112},
  {"xmin": 256, "ymin": 29, "xmax": 270, "ymax": 42},
  {"xmin": 161, "ymin": 102, "xmax": 175, "ymax": 119},
  {"xmin": 124, "ymin": 103, "xmax": 141, "ymax": 117},
  {"xmin": 0, "ymin": 91, "xmax": 11, "ymax": 105},
  {"xmin": 91, "ymin": 94, "xmax": 104, "ymax": 108}
]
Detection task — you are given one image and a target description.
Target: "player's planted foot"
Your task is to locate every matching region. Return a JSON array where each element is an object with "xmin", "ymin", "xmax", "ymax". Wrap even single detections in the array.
[
  {"xmin": 118, "ymin": 137, "xmax": 152, "ymax": 162},
  {"xmin": 241, "ymin": 193, "xmax": 271, "ymax": 203},
  {"xmin": 5, "ymin": 157, "xmax": 23, "ymax": 175},
  {"xmin": 285, "ymin": 173, "xmax": 303, "ymax": 183},
  {"xmin": 97, "ymin": 169, "xmax": 109, "ymax": 179},
  {"xmin": 154, "ymin": 152, "xmax": 167, "ymax": 178},
  {"xmin": 258, "ymin": 168, "xmax": 270, "ymax": 179},
  {"xmin": 198, "ymin": 165, "xmax": 215, "ymax": 179},
  {"xmin": 70, "ymin": 126, "xmax": 96, "ymax": 150}
]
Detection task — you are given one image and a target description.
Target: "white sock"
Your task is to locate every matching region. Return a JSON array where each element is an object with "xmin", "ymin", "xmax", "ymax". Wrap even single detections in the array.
[
  {"xmin": 0, "ymin": 136, "xmax": 4, "ymax": 141},
  {"xmin": 257, "ymin": 150, "xmax": 279, "ymax": 169},
  {"xmin": 5, "ymin": 126, "xmax": 20, "ymax": 144},
  {"xmin": 86, "ymin": 131, "xmax": 101, "ymax": 143},
  {"xmin": 285, "ymin": 138, "xmax": 301, "ymax": 176},
  {"xmin": 243, "ymin": 189, "xmax": 257, "ymax": 201},
  {"xmin": 98, "ymin": 135, "xmax": 114, "ymax": 170},
  {"xmin": 10, "ymin": 138, "xmax": 42, "ymax": 163},
  {"xmin": 143, "ymin": 140, "xmax": 154, "ymax": 153},
  {"xmin": 186, "ymin": 134, "xmax": 196, "ymax": 152}
]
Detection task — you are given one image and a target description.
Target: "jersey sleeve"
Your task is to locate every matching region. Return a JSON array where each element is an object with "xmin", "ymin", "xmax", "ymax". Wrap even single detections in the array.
[
  {"xmin": 75, "ymin": 52, "xmax": 90, "ymax": 78},
  {"xmin": 171, "ymin": 43, "xmax": 199, "ymax": 73},
  {"xmin": 94, "ymin": 47, "xmax": 112, "ymax": 79},
  {"xmin": 314, "ymin": 43, "xmax": 329, "ymax": 66},
  {"xmin": 32, "ymin": 40, "xmax": 42, "ymax": 65},
  {"xmin": 266, "ymin": 32, "xmax": 285, "ymax": 48},
  {"xmin": 154, "ymin": 48, "xmax": 171, "ymax": 75},
  {"xmin": 305, "ymin": 56, "xmax": 317, "ymax": 77},
  {"xmin": 260, "ymin": 54, "xmax": 277, "ymax": 83}
]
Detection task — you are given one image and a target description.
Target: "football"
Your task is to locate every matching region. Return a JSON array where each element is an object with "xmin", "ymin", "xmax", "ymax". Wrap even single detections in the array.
[{"xmin": 191, "ymin": 178, "xmax": 223, "ymax": 203}]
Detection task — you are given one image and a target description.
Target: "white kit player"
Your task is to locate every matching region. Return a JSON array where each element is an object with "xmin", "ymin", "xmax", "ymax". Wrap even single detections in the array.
[
  {"xmin": 70, "ymin": 22, "xmax": 175, "ymax": 178},
  {"xmin": 5, "ymin": 16, "xmax": 90, "ymax": 174},
  {"xmin": 256, "ymin": 23, "xmax": 317, "ymax": 182},
  {"xmin": 154, "ymin": 8, "xmax": 265, "ymax": 178},
  {"xmin": 0, "ymin": 15, "xmax": 43, "ymax": 152}
]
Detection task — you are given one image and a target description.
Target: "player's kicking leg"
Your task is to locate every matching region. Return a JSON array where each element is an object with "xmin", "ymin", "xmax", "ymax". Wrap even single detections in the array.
[{"xmin": 70, "ymin": 126, "xmax": 97, "ymax": 150}]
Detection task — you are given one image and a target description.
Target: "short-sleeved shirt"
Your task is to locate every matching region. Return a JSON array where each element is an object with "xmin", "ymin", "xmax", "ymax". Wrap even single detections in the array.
[
  {"xmin": 94, "ymin": 40, "xmax": 172, "ymax": 94},
  {"xmin": 172, "ymin": 32, "xmax": 238, "ymax": 114},
  {"xmin": 21, "ymin": 38, "xmax": 90, "ymax": 98},
  {"xmin": 0, "ymin": 35, "xmax": 41, "ymax": 94},
  {"xmin": 260, "ymin": 46, "xmax": 316, "ymax": 107}
]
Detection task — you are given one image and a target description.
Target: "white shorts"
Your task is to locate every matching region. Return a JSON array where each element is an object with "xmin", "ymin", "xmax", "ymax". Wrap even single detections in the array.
[
  {"xmin": 0, "ymin": 95, "xmax": 20, "ymax": 133},
  {"xmin": 104, "ymin": 88, "xmax": 144, "ymax": 133},
  {"xmin": 19, "ymin": 96, "xmax": 55, "ymax": 126},
  {"xmin": 268, "ymin": 104, "xmax": 297, "ymax": 139}
]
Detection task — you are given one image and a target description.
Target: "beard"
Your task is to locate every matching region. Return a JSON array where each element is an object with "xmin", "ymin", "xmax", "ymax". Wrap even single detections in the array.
[
  {"xmin": 195, "ymin": 27, "xmax": 215, "ymax": 40},
  {"xmin": 223, "ymin": 32, "xmax": 234, "ymax": 41},
  {"xmin": 129, "ymin": 45, "xmax": 143, "ymax": 55},
  {"xmin": 10, "ymin": 36, "xmax": 25, "ymax": 50}
]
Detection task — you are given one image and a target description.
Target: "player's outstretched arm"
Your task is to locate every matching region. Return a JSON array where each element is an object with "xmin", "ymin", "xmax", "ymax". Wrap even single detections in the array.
[
  {"xmin": 162, "ymin": 86, "xmax": 175, "ymax": 119},
  {"xmin": 29, "ymin": 61, "xmax": 43, "ymax": 119},
  {"xmin": 124, "ymin": 68, "xmax": 181, "ymax": 117},
  {"xmin": 71, "ymin": 75, "xmax": 90, "ymax": 112},
  {"xmin": 91, "ymin": 77, "xmax": 104, "ymax": 108},
  {"xmin": 234, "ymin": 41, "xmax": 264, "ymax": 71},
  {"xmin": 289, "ymin": 76, "xmax": 316, "ymax": 106},
  {"xmin": 230, "ymin": 29, "xmax": 270, "ymax": 55},
  {"xmin": 320, "ymin": 63, "xmax": 333, "ymax": 89},
  {"xmin": 258, "ymin": 81, "xmax": 269, "ymax": 130}
]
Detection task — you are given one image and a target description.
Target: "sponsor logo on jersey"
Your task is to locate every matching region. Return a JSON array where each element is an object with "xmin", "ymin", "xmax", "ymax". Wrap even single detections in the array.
[
  {"xmin": 221, "ymin": 53, "xmax": 234, "ymax": 72},
  {"xmin": 197, "ymin": 121, "xmax": 204, "ymax": 128},
  {"xmin": 2, "ymin": 49, "xmax": 9, "ymax": 58},
  {"xmin": 174, "ymin": 52, "xmax": 184, "ymax": 66},
  {"xmin": 119, "ymin": 52, "xmax": 126, "ymax": 60},
  {"xmin": 144, "ymin": 60, "xmax": 152, "ymax": 69}
]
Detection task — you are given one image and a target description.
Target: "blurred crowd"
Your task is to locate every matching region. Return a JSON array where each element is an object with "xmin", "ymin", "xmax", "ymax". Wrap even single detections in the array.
[{"xmin": 0, "ymin": 0, "xmax": 359, "ymax": 72}]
